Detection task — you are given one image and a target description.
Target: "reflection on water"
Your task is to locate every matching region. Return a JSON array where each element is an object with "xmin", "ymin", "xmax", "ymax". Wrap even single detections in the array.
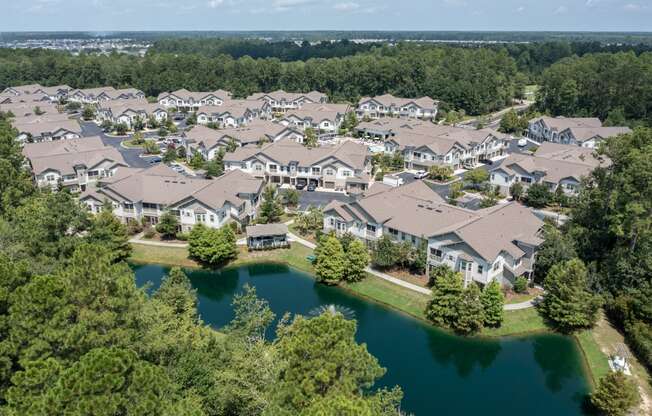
[{"xmin": 132, "ymin": 262, "xmax": 590, "ymax": 416}]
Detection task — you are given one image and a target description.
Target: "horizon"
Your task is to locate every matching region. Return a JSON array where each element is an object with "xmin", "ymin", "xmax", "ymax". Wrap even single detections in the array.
[{"xmin": 4, "ymin": 0, "xmax": 651, "ymax": 32}]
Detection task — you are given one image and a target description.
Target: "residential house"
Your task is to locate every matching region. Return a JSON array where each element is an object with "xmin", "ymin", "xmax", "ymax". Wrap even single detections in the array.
[
  {"xmin": 2, "ymin": 84, "xmax": 45, "ymax": 96},
  {"xmin": 246, "ymin": 223, "xmax": 289, "ymax": 250},
  {"xmin": 427, "ymin": 202, "xmax": 544, "ymax": 287},
  {"xmin": 157, "ymin": 89, "xmax": 233, "ymax": 111},
  {"xmin": 354, "ymin": 118, "xmax": 433, "ymax": 140},
  {"xmin": 185, "ymin": 121, "xmax": 305, "ymax": 160},
  {"xmin": 223, "ymin": 138, "xmax": 372, "ymax": 193},
  {"xmin": 278, "ymin": 103, "xmax": 351, "ymax": 137},
  {"xmin": 68, "ymin": 87, "xmax": 145, "ymax": 104},
  {"xmin": 246, "ymin": 90, "xmax": 328, "ymax": 113},
  {"xmin": 195, "ymin": 99, "xmax": 271, "ymax": 127},
  {"xmin": 0, "ymin": 92, "xmax": 51, "ymax": 104},
  {"xmin": 22, "ymin": 136, "xmax": 127, "ymax": 192},
  {"xmin": 2, "ymin": 84, "xmax": 71, "ymax": 103},
  {"xmin": 81, "ymin": 165, "xmax": 265, "ymax": 231},
  {"xmin": 13, "ymin": 118, "xmax": 82, "ymax": 143},
  {"xmin": 357, "ymin": 94, "xmax": 438, "ymax": 120},
  {"xmin": 0, "ymin": 102, "xmax": 59, "ymax": 118},
  {"xmin": 526, "ymin": 116, "xmax": 629, "ymax": 148},
  {"xmin": 489, "ymin": 142, "xmax": 607, "ymax": 195},
  {"xmin": 96, "ymin": 98, "xmax": 168, "ymax": 128},
  {"xmin": 384, "ymin": 125, "xmax": 509, "ymax": 170}
]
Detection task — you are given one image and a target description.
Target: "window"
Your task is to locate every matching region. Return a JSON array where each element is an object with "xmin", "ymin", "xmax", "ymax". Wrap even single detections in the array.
[
  {"xmin": 325, "ymin": 169, "xmax": 334, "ymax": 176},
  {"xmin": 329, "ymin": 218, "xmax": 335, "ymax": 226},
  {"xmin": 311, "ymin": 167, "xmax": 320, "ymax": 175},
  {"xmin": 447, "ymin": 255, "xmax": 454, "ymax": 261},
  {"xmin": 366, "ymin": 224, "xmax": 376, "ymax": 232},
  {"xmin": 342, "ymin": 170, "xmax": 352, "ymax": 177},
  {"xmin": 209, "ymin": 215, "xmax": 215, "ymax": 223},
  {"xmin": 46, "ymin": 174, "xmax": 56, "ymax": 181},
  {"xmin": 255, "ymin": 164, "xmax": 263, "ymax": 171},
  {"xmin": 388, "ymin": 228, "xmax": 399, "ymax": 236},
  {"xmin": 195, "ymin": 214, "xmax": 206, "ymax": 223},
  {"xmin": 520, "ymin": 176, "xmax": 532, "ymax": 184},
  {"xmin": 477, "ymin": 265, "xmax": 484, "ymax": 274},
  {"xmin": 492, "ymin": 262, "xmax": 501, "ymax": 271},
  {"xmin": 430, "ymin": 248, "xmax": 443, "ymax": 258},
  {"xmin": 142, "ymin": 202, "xmax": 157, "ymax": 210}
]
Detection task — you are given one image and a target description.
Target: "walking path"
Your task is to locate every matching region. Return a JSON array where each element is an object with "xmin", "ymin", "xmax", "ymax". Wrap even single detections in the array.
[{"xmin": 130, "ymin": 225, "xmax": 536, "ymax": 311}]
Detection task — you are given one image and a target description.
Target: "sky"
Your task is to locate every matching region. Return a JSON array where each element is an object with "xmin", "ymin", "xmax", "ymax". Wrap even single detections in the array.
[{"xmin": 2, "ymin": 0, "xmax": 651, "ymax": 32}]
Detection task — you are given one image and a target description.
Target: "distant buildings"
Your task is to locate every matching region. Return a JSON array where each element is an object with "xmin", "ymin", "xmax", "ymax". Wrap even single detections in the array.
[
  {"xmin": 527, "ymin": 116, "xmax": 630, "ymax": 148},
  {"xmin": 278, "ymin": 103, "xmax": 352, "ymax": 136},
  {"xmin": 357, "ymin": 94, "xmax": 438, "ymax": 120},
  {"xmin": 247, "ymin": 90, "xmax": 328, "ymax": 113},
  {"xmin": 96, "ymin": 98, "xmax": 168, "ymax": 129},
  {"xmin": 157, "ymin": 89, "xmax": 233, "ymax": 112}
]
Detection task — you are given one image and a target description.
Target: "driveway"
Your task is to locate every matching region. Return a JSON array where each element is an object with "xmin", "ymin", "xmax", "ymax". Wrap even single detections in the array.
[{"xmin": 80, "ymin": 121, "xmax": 150, "ymax": 168}]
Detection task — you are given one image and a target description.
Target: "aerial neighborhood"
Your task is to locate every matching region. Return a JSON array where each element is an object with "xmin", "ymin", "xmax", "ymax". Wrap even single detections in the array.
[{"xmin": 0, "ymin": 81, "xmax": 633, "ymax": 292}]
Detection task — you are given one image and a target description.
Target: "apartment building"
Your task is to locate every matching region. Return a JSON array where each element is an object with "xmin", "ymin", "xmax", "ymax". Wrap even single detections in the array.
[
  {"xmin": 384, "ymin": 125, "xmax": 509, "ymax": 170},
  {"xmin": 185, "ymin": 121, "xmax": 305, "ymax": 160},
  {"xmin": 357, "ymin": 94, "xmax": 439, "ymax": 120},
  {"xmin": 96, "ymin": 98, "xmax": 168, "ymax": 128},
  {"xmin": 81, "ymin": 165, "xmax": 264, "ymax": 231},
  {"xmin": 2, "ymin": 83, "xmax": 71, "ymax": 101},
  {"xmin": 527, "ymin": 116, "xmax": 630, "ymax": 148},
  {"xmin": 13, "ymin": 118, "xmax": 82, "ymax": 143},
  {"xmin": 278, "ymin": 103, "xmax": 351, "ymax": 136},
  {"xmin": 246, "ymin": 90, "xmax": 328, "ymax": 113},
  {"xmin": 223, "ymin": 138, "xmax": 372, "ymax": 193},
  {"xmin": 354, "ymin": 118, "xmax": 433, "ymax": 140},
  {"xmin": 195, "ymin": 99, "xmax": 271, "ymax": 128},
  {"xmin": 489, "ymin": 142, "xmax": 607, "ymax": 195},
  {"xmin": 324, "ymin": 181, "xmax": 543, "ymax": 287},
  {"xmin": 0, "ymin": 102, "xmax": 59, "ymax": 118},
  {"xmin": 157, "ymin": 89, "xmax": 233, "ymax": 111},
  {"xmin": 22, "ymin": 136, "xmax": 127, "ymax": 192},
  {"xmin": 0, "ymin": 92, "xmax": 51, "ymax": 104},
  {"xmin": 68, "ymin": 87, "xmax": 145, "ymax": 104}
]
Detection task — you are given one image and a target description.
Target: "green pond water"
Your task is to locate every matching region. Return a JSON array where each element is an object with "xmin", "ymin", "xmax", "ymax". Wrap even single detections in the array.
[{"xmin": 133, "ymin": 262, "xmax": 591, "ymax": 416}]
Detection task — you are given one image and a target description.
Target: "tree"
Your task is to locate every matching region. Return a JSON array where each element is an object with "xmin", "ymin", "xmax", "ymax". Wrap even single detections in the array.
[
  {"xmin": 269, "ymin": 313, "xmax": 387, "ymax": 414},
  {"xmin": 513, "ymin": 276, "xmax": 528, "ymax": 293},
  {"xmin": 154, "ymin": 267, "xmax": 197, "ymax": 318},
  {"xmin": 156, "ymin": 211, "xmax": 180, "ymax": 239},
  {"xmin": 524, "ymin": 183, "xmax": 552, "ymax": 208},
  {"xmin": 454, "ymin": 282, "xmax": 485, "ymax": 335},
  {"xmin": 258, "ymin": 185, "xmax": 283, "ymax": 224},
  {"xmin": 294, "ymin": 206, "xmax": 323, "ymax": 235},
  {"xmin": 344, "ymin": 239, "xmax": 369, "ymax": 282},
  {"xmin": 283, "ymin": 189, "xmax": 299, "ymax": 208},
  {"xmin": 82, "ymin": 105, "xmax": 95, "ymax": 120},
  {"xmin": 131, "ymin": 131, "xmax": 145, "ymax": 145},
  {"xmin": 426, "ymin": 267, "xmax": 464, "ymax": 327},
  {"xmin": 188, "ymin": 224, "xmax": 238, "ymax": 267},
  {"xmin": 204, "ymin": 155, "xmax": 224, "ymax": 179},
  {"xmin": 86, "ymin": 208, "xmax": 131, "ymax": 262},
  {"xmin": 464, "ymin": 168, "xmax": 489, "ymax": 190},
  {"xmin": 509, "ymin": 181, "xmax": 524, "ymax": 201},
  {"xmin": 591, "ymin": 371, "xmax": 640, "ymax": 416},
  {"xmin": 534, "ymin": 224, "xmax": 577, "ymax": 282},
  {"xmin": 158, "ymin": 127, "xmax": 169, "ymax": 137},
  {"xmin": 315, "ymin": 235, "xmax": 345, "ymax": 284},
  {"xmin": 115, "ymin": 123, "xmax": 128, "ymax": 136},
  {"xmin": 481, "ymin": 280, "xmax": 504, "ymax": 327},
  {"xmin": 143, "ymin": 140, "xmax": 160, "ymax": 155},
  {"xmin": 448, "ymin": 181, "xmax": 463, "ymax": 204},
  {"xmin": 540, "ymin": 258, "xmax": 603, "ymax": 332},
  {"xmin": 499, "ymin": 109, "xmax": 528, "ymax": 134},
  {"xmin": 370, "ymin": 235, "xmax": 399, "ymax": 269},
  {"xmin": 428, "ymin": 165, "xmax": 453, "ymax": 182},
  {"xmin": 304, "ymin": 128, "xmax": 318, "ymax": 148},
  {"xmin": 162, "ymin": 146, "xmax": 177, "ymax": 163},
  {"xmin": 189, "ymin": 152, "xmax": 205, "ymax": 170},
  {"xmin": 225, "ymin": 138, "xmax": 238, "ymax": 153}
]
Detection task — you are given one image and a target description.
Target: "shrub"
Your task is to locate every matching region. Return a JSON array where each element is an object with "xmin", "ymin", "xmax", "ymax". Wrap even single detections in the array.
[
  {"xmin": 513, "ymin": 276, "xmax": 529, "ymax": 293},
  {"xmin": 591, "ymin": 371, "xmax": 640, "ymax": 416},
  {"xmin": 126, "ymin": 221, "xmax": 143, "ymax": 236},
  {"xmin": 143, "ymin": 226, "xmax": 156, "ymax": 239},
  {"xmin": 175, "ymin": 232, "xmax": 189, "ymax": 241}
]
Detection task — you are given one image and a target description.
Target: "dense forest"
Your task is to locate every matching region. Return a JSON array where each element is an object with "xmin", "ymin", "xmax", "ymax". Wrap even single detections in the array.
[
  {"xmin": 0, "ymin": 44, "xmax": 519, "ymax": 114},
  {"xmin": 536, "ymin": 52, "xmax": 652, "ymax": 126},
  {"xmin": 0, "ymin": 112, "xmax": 402, "ymax": 414}
]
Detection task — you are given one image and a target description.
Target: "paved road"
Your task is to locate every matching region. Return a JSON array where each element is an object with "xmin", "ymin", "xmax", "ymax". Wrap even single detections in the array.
[
  {"xmin": 291, "ymin": 190, "xmax": 355, "ymax": 211},
  {"xmin": 80, "ymin": 121, "xmax": 151, "ymax": 168}
]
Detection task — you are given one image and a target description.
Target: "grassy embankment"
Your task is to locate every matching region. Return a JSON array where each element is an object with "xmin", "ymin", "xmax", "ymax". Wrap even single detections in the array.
[{"xmin": 129, "ymin": 242, "xmax": 609, "ymax": 386}]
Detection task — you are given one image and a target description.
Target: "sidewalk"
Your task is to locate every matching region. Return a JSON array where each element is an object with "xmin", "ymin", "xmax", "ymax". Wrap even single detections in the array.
[{"xmin": 129, "ymin": 233, "xmax": 188, "ymax": 248}]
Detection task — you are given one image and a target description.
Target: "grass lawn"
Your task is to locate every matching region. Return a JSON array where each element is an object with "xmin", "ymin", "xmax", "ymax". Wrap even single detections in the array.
[
  {"xmin": 482, "ymin": 307, "xmax": 548, "ymax": 337},
  {"xmin": 121, "ymin": 139, "xmax": 145, "ymax": 148},
  {"xmin": 130, "ymin": 243, "xmax": 199, "ymax": 268},
  {"xmin": 525, "ymin": 84, "xmax": 540, "ymax": 96},
  {"xmin": 575, "ymin": 329, "xmax": 609, "ymax": 386},
  {"xmin": 346, "ymin": 275, "xmax": 431, "ymax": 320}
]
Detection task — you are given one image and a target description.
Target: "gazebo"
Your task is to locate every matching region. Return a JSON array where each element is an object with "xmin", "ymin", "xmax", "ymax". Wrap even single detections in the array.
[{"xmin": 246, "ymin": 223, "xmax": 290, "ymax": 250}]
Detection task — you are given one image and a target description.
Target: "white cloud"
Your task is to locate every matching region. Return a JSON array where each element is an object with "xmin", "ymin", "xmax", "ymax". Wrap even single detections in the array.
[
  {"xmin": 553, "ymin": 5, "xmax": 568, "ymax": 14},
  {"xmin": 334, "ymin": 2, "xmax": 360, "ymax": 11},
  {"xmin": 272, "ymin": 0, "xmax": 317, "ymax": 10},
  {"xmin": 623, "ymin": 3, "xmax": 648, "ymax": 12},
  {"xmin": 207, "ymin": 0, "xmax": 224, "ymax": 8},
  {"xmin": 516, "ymin": 6, "xmax": 525, "ymax": 13}
]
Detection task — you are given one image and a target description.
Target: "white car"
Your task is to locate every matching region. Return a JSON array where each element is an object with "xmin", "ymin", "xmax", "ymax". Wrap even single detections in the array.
[
  {"xmin": 413, "ymin": 170, "xmax": 428, "ymax": 180},
  {"xmin": 517, "ymin": 138, "xmax": 528, "ymax": 147}
]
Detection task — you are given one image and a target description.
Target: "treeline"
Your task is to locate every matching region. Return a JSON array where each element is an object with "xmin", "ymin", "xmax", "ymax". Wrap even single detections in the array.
[
  {"xmin": 150, "ymin": 38, "xmax": 379, "ymax": 61},
  {"xmin": 536, "ymin": 52, "xmax": 652, "ymax": 126},
  {"xmin": 0, "ymin": 112, "xmax": 402, "ymax": 415},
  {"xmin": 0, "ymin": 45, "xmax": 519, "ymax": 115}
]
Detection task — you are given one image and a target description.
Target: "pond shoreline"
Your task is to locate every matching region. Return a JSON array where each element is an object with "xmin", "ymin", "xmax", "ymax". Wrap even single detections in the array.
[{"xmin": 129, "ymin": 242, "xmax": 605, "ymax": 389}]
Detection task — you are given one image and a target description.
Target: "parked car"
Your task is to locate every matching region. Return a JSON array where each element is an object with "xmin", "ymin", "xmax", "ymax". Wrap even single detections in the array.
[
  {"xmin": 413, "ymin": 170, "xmax": 428, "ymax": 180},
  {"xmin": 295, "ymin": 181, "xmax": 306, "ymax": 190},
  {"xmin": 148, "ymin": 157, "xmax": 162, "ymax": 164},
  {"xmin": 518, "ymin": 138, "xmax": 528, "ymax": 147},
  {"xmin": 307, "ymin": 183, "xmax": 317, "ymax": 192},
  {"xmin": 171, "ymin": 164, "xmax": 184, "ymax": 173}
]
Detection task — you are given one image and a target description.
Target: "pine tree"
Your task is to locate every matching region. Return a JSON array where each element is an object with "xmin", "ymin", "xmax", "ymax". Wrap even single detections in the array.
[
  {"xmin": 454, "ymin": 282, "xmax": 485, "ymax": 335},
  {"xmin": 541, "ymin": 258, "xmax": 603, "ymax": 332},
  {"xmin": 344, "ymin": 239, "xmax": 369, "ymax": 282},
  {"xmin": 258, "ymin": 185, "xmax": 283, "ymax": 224},
  {"xmin": 426, "ymin": 268, "xmax": 464, "ymax": 327},
  {"xmin": 86, "ymin": 208, "xmax": 132, "ymax": 262},
  {"xmin": 315, "ymin": 235, "xmax": 345, "ymax": 285},
  {"xmin": 155, "ymin": 211, "xmax": 179, "ymax": 239},
  {"xmin": 481, "ymin": 280, "xmax": 504, "ymax": 327},
  {"xmin": 591, "ymin": 371, "xmax": 640, "ymax": 416}
]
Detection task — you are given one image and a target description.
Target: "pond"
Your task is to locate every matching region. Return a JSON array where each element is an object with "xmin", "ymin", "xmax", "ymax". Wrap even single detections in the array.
[{"xmin": 133, "ymin": 262, "xmax": 591, "ymax": 416}]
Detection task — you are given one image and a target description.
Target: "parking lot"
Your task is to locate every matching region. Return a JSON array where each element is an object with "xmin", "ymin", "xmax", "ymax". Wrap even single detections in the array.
[{"xmin": 279, "ymin": 189, "xmax": 355, "ymax": 211}]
